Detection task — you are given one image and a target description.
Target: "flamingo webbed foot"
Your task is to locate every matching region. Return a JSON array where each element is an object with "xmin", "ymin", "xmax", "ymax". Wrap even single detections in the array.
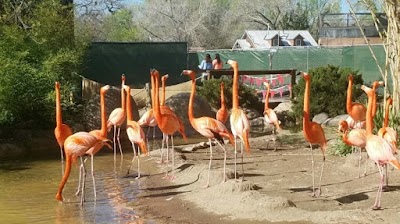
[{"xmin": 372, "ymin": 205, "xmax": 382, "ymax": 210}]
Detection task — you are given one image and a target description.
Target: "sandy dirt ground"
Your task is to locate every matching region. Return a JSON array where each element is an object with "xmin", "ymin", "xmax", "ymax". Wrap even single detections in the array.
[{"xmin": 128, "ymin": 127, "xmax": 400, "ymax": 224}]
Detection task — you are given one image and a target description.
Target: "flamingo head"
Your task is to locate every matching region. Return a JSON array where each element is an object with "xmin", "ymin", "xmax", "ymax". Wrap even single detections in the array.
[
  {"xmin": 387, "ymin": 96, "xmax": 393, "ymax": 105},
  {"xmin": 181, "ymin": 70, "xmax": 196, "ymax": 80},
  {"xmin": 151, "ymin": 69, "xmax": 160, "ymax": 79},
  {"xmin": 372, "ymin": 80, "xmax": 385, "ymax": 89},
  {"xmin": 101, "ymin": 85, "xmax": 110, "ymax": 94},
  {"xmin": 263, "ymin": 82, "xmax": 270, "ymax": 89},
  {"xmin": 121, "ymin": 74, "xmax": 126, "ymax": 82},
  {"xmin": 162, "ymin": 74, "xmax": 169, "ymax": 82},
  {"xmin": 301, "ymin": 72, "xmax": 310, "ymax": 81},
  {"xmin": 220, "ymin": 82, "xmax": 224, "ymax": 89},
  {"xmin": 55, "ymin": 82, "xmax": 60, "ymax": 89},
  {"xmin": 360, "ymin": 85, "xmax": 373, "ymax": 97},
  {"xmin": 347, "ymin": 74, "xmax": 353, "ymax": 82},
  {"xmin": 226, "ymin": 59, "xmax": 237, "ymax": 69},
  {"xmin": 338, "ymin": 120, "xmax": 348, "ymax": 133},
  {"xmin": 122, "ymin": 84, "xmax": 130, "ymax": 93}
]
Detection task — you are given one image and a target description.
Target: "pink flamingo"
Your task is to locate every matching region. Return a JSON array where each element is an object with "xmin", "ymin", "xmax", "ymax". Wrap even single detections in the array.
[
  {"xmin": 226, "ymin": 60, "xmax": 251, "ymax": 182},
  {"xmin": 338, "ymin": 120, "xmax": 367, "ymax": 178},
  {"xmin": 75, "ymin": 85, "xmax": 112, "ymax": 200},
  {"xmin": 346, "ymin": 74, "xmax": 366, "ymax": 127},
  {"xmin": 182, "ymin": 70, "xmax": 234, "ymax": 187},
  {"xmin": 216, "ymin": 82, "xmax": 228, "ymax": 124},
  {"xmin": 123, "ymin": 84, "xmax": 148, "ymax": 178},
  {"xmin": 55, "ymin": 131, "xmax": 111, "ymax": 205},
  {"xmin": 54, "ymin": 82, "xmax": 73, "ymax": 176},
  {"xmin": 377, "ymin": 96, "xmax": 397, "ymax": 187},
  {"xmin": 107, "ymin": 75, "xmax": 127, "ymax": 164},
  {"xmin": 302, "ymin": 72, "xmax": 327, "ymax": 197},
  {"xmin": 361, "ymin": 84, "xmax": 400, "ymax": 210},
  {"xmin": 151, "ymin": 69, "xmax": 187, "ymax": 179},
  {"xmin": 263, "ymin": 82, "xmax": 282, "ymax": 151},
  {"xmin": 378, "ymin": 96, "xmax": 397, "ymax": 153}
]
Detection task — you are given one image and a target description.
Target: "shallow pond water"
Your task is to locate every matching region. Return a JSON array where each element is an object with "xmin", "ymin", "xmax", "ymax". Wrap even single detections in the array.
[{"xmin": 0, "ymin": 150, "xmax": 155, "ymax": 224}]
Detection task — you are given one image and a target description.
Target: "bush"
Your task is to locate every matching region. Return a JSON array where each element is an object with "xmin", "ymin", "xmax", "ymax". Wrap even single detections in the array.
[
  {"xmin": 197, "ymin": 77, "xmax": 264, "ymax": 113},
  {"xmin": 0, "ymin": 0, "xmax": 87, "ymax": 129},
  {"xmin": 373, "ymin": 103, "xmax": 400, "ymax": 135},
  {"xmin": 291, "ymin": 65, "xmax": 364, "ymax": 119},
  {"xmin": 329, "ymin": 137, "xmax": 353, "ymax": 157}
]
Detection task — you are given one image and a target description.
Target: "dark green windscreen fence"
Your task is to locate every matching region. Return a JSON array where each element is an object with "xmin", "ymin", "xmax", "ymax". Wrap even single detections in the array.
[
  {"xmin": 83, "ymin": 42, "xmax": 188, "ymax": 87},
  {"xmin": 83, "ymin": 43, "xmax": 386, "ymax": 86}
]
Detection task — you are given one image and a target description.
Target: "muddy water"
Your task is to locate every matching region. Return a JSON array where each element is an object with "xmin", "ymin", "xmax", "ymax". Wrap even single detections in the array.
[{"xmin": 0, "ymin": 151, "xmax": 155, "ymax": 224}]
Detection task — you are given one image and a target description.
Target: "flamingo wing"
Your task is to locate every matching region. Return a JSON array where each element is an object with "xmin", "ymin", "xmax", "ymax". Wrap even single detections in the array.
[{"xmin": 107, "ymin": 108, "xmax": 126, "ymax": 129}]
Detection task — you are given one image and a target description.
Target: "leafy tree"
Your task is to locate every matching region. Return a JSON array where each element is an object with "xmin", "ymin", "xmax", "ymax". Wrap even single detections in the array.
[
  {"xmin": 291, "ymin": 65, "xmax": 364, "ymax": 119},
  {"xmin": 102, "ymin": 9, "xmax": 140, "ymax": 42},
  {"xmin": 279, "ymin": 3, "xmax": 310, "ymax": 30},
  {"xmin": 0, "ymin": 0, "xmax": 86, "ymax": 128},
  {"xmin": 197, "ymin": 77, "xmax": 263, "ymax": 113}
]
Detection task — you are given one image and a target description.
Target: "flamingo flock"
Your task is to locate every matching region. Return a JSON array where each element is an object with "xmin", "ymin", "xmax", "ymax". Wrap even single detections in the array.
[{"xmin": 53, "ymin": 60, "xmax": 399, "ymax": 211}]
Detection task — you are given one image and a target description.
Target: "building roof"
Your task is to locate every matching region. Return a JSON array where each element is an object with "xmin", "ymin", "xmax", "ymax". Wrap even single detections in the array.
[{"xmin": 233, "ymin": 30, "xmax": 319, "ymax": 50}]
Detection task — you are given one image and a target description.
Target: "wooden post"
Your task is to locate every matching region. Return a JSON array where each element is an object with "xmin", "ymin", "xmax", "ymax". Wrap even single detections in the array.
[{"xmin": 290, "ymin": 69, "xmax": 296, "ymax": 99}]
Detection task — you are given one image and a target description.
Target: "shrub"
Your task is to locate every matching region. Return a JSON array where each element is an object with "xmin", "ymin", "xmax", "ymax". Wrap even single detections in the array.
[
  {"xmin": 291, "ymin": 65, "xmax": 364, "ymax": 119},
  {"xmin": 197, "ymin": 77, "xmax": 264, "ymax": 113},
  {"xmin": 373, "ymin": 103, "xmax": 400, "ymax": 135},
  {"xmin": 329, "ymin": 137, "xmax": 353, "ymax": 157}
]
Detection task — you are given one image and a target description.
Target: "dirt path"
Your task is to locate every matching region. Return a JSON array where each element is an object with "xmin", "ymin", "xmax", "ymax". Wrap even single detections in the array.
[{"xmin": 130, "ymin": 127, "xmax": 400, "ymax": 224}]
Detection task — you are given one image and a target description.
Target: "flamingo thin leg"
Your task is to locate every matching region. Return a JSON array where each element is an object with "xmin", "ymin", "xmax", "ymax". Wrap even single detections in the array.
[
  {"xmin": 216, "ymin": 140, "xmax": 227, "ymax": 183},
  {"xmin": 372, "ymin": 164, "xmax": 384, "ymax": 210},
  {"xmin": 310, "ymin": 143, "xmax": 316, "ymax": 197},
  {"xmin": 60, "ymin": 146, "xmax": 64, "ymax": 176}
]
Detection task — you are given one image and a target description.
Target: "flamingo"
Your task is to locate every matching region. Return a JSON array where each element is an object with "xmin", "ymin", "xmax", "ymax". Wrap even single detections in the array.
[
  {"xmin": 54, "ymin": 82, "xmax": 73, "ymax": 176},
  {"xmin": 123, "ymin": 84, "xmax": 148, "ymax": 178},
  {"xmin": 346, "ymin": 74, "xmax": 366, "ymax": 127},
  {"xmin": 107, "ymin": 75, "xmax": 127, "ymax": 165},
  {"xmin": 182, "ymin": 70, "xmax": 234, "ymax": 187},
  {"xmin": 137, "ymin": 108, "xmax": 158, "ymax": 157},
  {"xmin": 338, "ymin": 120, "xmax": 367, "ymax": 178},
  {"xmin": 75, "ymin": 85, "xmax": 112, "ymax": 200},
  {"xmin": 216, "ymin": 82, "xmax": 228, "ymax": 124},
  {"xmin": 360, "ymin": 85, "xmax": 400, "ymax": 210},
  {"xmin": 377, "ymin": 96, "xmax": 397, "ymax": 154},
  {"xmin": 55, "ymin": 131, "xmax": 111, "ymax": 205},
  {"xmin": 151, "ymin": 69, "xmax": 186, "ymax": 179},
  {"xmin": 377, "ymin": 96, "xmax": 397, "ymax": 187},
  {"xmin": 263, "ymin": 82, "xmax": 282, "ymax": 151},
  {"xmin": 226, "ymin": 60, "xmax": 251, "ymax": 182},
  {"xmin": 302, "ymin": 72, "xmax": 327, "ymax": 197}
]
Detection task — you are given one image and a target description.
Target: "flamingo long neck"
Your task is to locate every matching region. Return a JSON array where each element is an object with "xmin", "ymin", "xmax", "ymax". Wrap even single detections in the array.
[
  {"xmin": 264, "ymin": 86, "xmax": 270, "ymax": 111},
  {"xmin": 365, "ymin": 91, "xmax": 374, "ymax": 136},
  {"xmin": 152, "ymin": 73, "xmax": 162, "ymax": 122},
  {"xmin": 346, "ymin": 78, "xmax": 353, "ymax": 113},
  {"xmin": 188, "ymin": 76, "xmax": 196, "ymax": 125},
  {"xmin": 161, "ymin": 78, "xmax": 166, "ymax": 106},
  {"xmin": 220, "ymin": 84, "xmax": 226, "ymax": 110},
  {"xmin": 56, "ymin": 85, "xmax": 62, "ymax": 126},
  {"xmin": 232, "ymin": 64, "xmax": 239, "ymax": 109},
  {"xmin": 126, "ymin": 87, "xmax": 133, "ymax": 121},
  {"xmin": 383, "ymin": 99, "xmax": 391, "ymax": 128},
  {"xmin": 55, "ymin": 154, "xmax": 71, "ymax": 201},
  {"xmin": 372, "ymin": 85, "xmax": 377, "ymax": 118},
  {"xmin": 121, "ymin": 88, "xmax": 126, "ymax": 111},
  {"xmin": 100, "ymin": 91, "xmax": 107, "ymax": 136},
  {"xmin": 342, "ymin": 130, "xmax": 352, "ymax": 146},
  {"xmin": 303, "ymin": 78, "xmax": 311, "ymax": 133}
]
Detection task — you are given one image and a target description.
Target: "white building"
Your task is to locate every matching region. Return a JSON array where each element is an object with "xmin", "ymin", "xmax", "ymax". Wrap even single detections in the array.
[{"xmin": 232, "ymin": 30, "xmax": 319, "ymax": 50}]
